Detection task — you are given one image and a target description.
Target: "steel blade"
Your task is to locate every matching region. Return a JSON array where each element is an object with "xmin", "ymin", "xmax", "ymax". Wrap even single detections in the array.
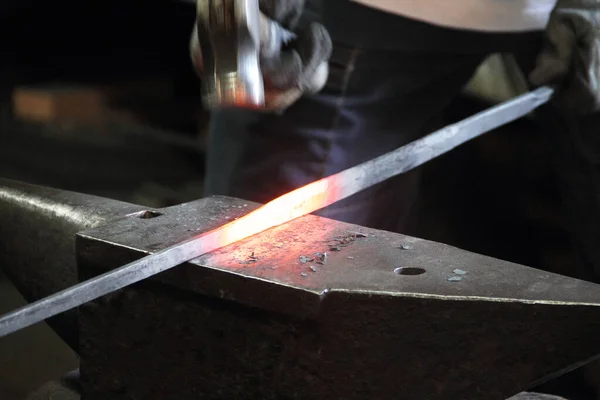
[{"xmin": 0, "ymin": 86, "xmax": 553, "ymax": 338}]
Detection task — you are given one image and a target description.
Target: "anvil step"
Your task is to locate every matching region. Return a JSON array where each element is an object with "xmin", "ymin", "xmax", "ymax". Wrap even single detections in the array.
[{"xmin": 1, "ymin": 178, "xmax": 600, "ymax": 399}]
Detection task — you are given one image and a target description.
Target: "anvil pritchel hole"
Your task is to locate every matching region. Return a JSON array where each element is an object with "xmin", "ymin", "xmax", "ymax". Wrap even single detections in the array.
[
  {"xmin": 138, "ymin": 211, "xmax": 163, "ymax": 219},
  {"xmin": 394, "ymin": 267, "xmax": 426, "ymax": 276}
]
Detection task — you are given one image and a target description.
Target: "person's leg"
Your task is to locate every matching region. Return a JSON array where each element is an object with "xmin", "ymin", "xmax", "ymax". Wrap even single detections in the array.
[
  {"xmin": 542, "ymin": 111, "xmax": 600, "ymax": 284},
  {"xmin": 204, "ymin": 0, "xmax": 540, "ymax": 233},
  {"xmin": 512, "ymin": 39, "xmax": 600, "ymax": 400},
  {"xmin": 513, "ymin": 45, "xmax": 600, "ymax": 285}
]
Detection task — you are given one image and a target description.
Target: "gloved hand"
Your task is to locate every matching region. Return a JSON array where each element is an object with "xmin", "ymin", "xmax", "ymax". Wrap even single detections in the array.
[
  {"xmin": 190, "ymin": 0, "xmax": 332, "ymax": 112},
  {"xmin": 529, "ymin": 0, "xmax": 600, "ymax": 115},
  {"xmin": 258, "ymin": 0, "xmax": 332, "ymax": 111}
]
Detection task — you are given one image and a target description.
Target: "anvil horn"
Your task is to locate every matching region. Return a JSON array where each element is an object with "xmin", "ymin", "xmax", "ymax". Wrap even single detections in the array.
[{"xmin": 0, "ymin": 178, "xmax": 144, "ymax": 351}]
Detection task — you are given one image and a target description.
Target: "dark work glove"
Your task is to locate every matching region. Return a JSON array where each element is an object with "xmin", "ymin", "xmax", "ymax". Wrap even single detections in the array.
[
  {"xmin": 529, "ymin": 0, "xmax": 600, "ymax": 115},
  {"xmin": 190, "ymin": 0, "xmax": 332, "ymax": 112},
  {"xmin": 258, "ymin": 0, "xmax": 305, "ymax": 30},
  {"xmin": 258, "ymin": 0, "xmax": 333, "ymax": 111}
]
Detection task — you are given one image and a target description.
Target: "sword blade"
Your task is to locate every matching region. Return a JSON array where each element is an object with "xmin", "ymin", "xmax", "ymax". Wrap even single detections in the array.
[{"xmin": 0, "ymin": 86, "xmax": 553, "ymax": 338}]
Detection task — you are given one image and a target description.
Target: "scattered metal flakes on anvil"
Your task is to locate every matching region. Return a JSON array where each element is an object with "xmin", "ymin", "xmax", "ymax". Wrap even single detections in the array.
[
  {"xmin": 238, "ymin": 251, "xmax": 259, "ymax": 265},
  {"xmin": 300, "ymin": 255, "xmax": 313, "ymax": 264},
  {"xmin": 314, "ymin": 252, "xmax": 328, "ymax": 265},
  {"xmin": 448, "ymin": 276, "xmax": 463, "ymax": 282},
  {"xmin": 348, "ymin": 231, "xmax": 369, "ymax": 238},
  {"xmin": 299, "ymin": 251, "xmax": 330, "ymax": 266},
  {"xmin": 327, "ymin": 232, "xmax": 368, "ymax": 252},
  {"xmin": 453, "ymin": 269, "xmax": 467, "ymax": 275},
  {"xmin": 399, "ymin": 244, "xmax": 413, "ymax": 250},
  {"xmin": 301, "ymin": 272, "xmax": 308, "ymax": 277},
  {"xmin": 309, "ymin": 265, "xmax": 318, "ymax": 272}
]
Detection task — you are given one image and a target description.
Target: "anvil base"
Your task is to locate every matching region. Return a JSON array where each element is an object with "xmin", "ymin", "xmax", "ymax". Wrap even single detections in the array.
[
  {"xmin": 73, "ymin": 196, "xmax": 600, "ymax": 400},
  {"xmin": 1, "ymin": 179, "xmax": 599, "ymax": 399}
]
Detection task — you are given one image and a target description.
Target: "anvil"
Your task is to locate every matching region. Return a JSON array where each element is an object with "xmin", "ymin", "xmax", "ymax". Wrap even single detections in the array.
[{"xmin": 1, "ymin": 177, "xmax": 600, "ymax": 400}]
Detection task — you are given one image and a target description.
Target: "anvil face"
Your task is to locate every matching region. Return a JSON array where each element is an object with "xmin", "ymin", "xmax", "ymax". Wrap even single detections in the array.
[{"xmin": 75, "ymin": 195, "xmax": 600, "ymax": 400}]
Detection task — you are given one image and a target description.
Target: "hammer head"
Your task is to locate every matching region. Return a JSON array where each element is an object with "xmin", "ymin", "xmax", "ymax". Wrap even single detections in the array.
[{"xmin": 196, "ymin": 0, "xmax": 265, "ymax": 110}]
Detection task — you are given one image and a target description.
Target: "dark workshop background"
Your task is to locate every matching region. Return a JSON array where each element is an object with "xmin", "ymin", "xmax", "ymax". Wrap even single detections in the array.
[{"xmin": 0, "ymin": 1, "xmax": 598, "ymax": 399}]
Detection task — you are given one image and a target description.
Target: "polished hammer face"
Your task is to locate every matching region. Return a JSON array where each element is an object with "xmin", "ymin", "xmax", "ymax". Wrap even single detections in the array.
[
  {"xmin": 75, "ymin": 195, "xmax": 600, "ymax": 400},
  {"xmin": 196, "ymin": 0, "xmax": 265, "ymax": 109}
]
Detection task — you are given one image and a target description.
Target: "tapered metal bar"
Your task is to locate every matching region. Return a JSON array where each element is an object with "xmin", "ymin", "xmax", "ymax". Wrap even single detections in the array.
[{"xmin": 0, "ymin": 87, "xmax": 554, "ymax": 338}]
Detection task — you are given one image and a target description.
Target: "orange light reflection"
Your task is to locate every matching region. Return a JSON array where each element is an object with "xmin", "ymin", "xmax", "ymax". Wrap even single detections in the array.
[{"xmin": 198, "ymin": 177, "xmax": 339, "ymax": 255}]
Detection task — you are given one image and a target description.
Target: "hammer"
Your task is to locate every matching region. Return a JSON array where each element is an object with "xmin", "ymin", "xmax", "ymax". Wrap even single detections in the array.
[{"xmin": 194, "ymin": 0, "xmax": 295, "ymax": 110}]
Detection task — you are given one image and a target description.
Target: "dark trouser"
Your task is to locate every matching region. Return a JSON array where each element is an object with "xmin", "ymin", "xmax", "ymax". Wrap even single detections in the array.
[{"xmin": 204, "ymin": 1, "xmax": 600, "ymax": 281}]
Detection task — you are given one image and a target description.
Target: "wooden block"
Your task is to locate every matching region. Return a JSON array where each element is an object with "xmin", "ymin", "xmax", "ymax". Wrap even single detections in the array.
[{"xmin": 13, "ymin": 85, "xmax": 107, "ymax": 123}]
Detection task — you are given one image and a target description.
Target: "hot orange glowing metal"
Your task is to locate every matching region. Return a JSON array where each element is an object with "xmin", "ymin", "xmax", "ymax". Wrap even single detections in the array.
[{"xmin": 0, "ymin": 86, "xmax": 553, "ymax": 338}]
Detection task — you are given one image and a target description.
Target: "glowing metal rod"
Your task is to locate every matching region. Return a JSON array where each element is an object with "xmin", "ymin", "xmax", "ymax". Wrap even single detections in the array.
[{"xmin": 0, "ymin": 87, "xmax": 553, "ymax": 338}]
